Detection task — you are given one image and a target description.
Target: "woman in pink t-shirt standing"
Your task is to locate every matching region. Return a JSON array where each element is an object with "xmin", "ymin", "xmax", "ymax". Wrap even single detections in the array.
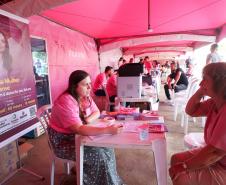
[
  {"xmin": 49, "ymin": 70, "xmax": 124, "ymax": 185},
  {"xmin": 169, "ymin": 63, "xmax": 226, "ymax": 185}
]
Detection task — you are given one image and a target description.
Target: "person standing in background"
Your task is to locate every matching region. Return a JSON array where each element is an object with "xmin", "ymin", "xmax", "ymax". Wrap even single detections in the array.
[
  {"xmin": 129, "ymin": 58, "xmax": 134, "ymax": 63},
  {"xmin": 139, "ymin": 57, "xmax": 143, "ymax": 64},
  {"xmin": 106, "ymin": 71, "xmax": 118, "ymax": 111},
  {"xmin": 93, "ymin": 66, "xmax": 113, "ymax": 96},
  {"xmin": 143, "ymin": 56, "xmax": 152, "ymax": 75},
  {"xmin": 206, "ymin": 43, "xmax": 221, "ymax": 65},
  {"xmin": 122, "ymin": 59, "xmax": 127, "ymax": 66},
  {"xmin": 117, "ymin": 57, "xmax": 124, "ymax": 68}
]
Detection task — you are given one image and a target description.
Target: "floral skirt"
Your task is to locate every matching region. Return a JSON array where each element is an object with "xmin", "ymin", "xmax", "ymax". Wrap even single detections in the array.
[{"xmin": 48, "ymin": 127, "xmax": 124, "ymax": 185}]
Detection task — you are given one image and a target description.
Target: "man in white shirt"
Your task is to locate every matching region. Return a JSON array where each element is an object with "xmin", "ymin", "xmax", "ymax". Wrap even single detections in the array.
[{"xmin": 206, "ymin": 43, "xmax": 221, "ymax": 65}]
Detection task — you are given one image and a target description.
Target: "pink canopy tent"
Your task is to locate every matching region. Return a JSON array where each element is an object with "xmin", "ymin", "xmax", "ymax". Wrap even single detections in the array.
[
  {"xmin": 39, "ymin": 0, "xmax": 226, "ymax": 39},
  {"xmin": 40, "ymin": 0, "xmax": 226, "ymax": 57}
]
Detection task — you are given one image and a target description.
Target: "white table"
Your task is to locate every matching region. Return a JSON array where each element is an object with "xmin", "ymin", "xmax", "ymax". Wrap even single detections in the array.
[{"xmin": 75, "ymin": 120, "xmax": 167, "ymax": 185}]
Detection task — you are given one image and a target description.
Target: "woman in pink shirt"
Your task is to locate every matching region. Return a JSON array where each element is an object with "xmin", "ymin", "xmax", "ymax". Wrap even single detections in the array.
[
  {"xmin": 169, "ymin": 63, "xmax": 226, "ymax": 185},
  {"xmin": 143, "ymin": 56, "xmax": 152, "ymax": 75},
  {"xmin": 49, "ymin": 70, "xmax": 124, "ymax": 185}
]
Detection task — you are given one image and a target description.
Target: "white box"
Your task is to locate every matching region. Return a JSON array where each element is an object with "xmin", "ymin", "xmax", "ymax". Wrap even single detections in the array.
[{"xmin": 117, "ymin": 76, "xmax": 142, "ymax": 98}]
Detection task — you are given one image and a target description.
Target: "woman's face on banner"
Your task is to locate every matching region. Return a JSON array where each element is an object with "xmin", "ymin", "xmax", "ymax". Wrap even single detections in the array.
[{"xmin": 0, "ymin": 32, "xmax": 6, "ymax": 53}]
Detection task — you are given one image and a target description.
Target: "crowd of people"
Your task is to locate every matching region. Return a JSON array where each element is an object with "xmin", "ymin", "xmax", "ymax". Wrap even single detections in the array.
[
  {"xmin": 93, "ymin": 56, "xmax": 162, "ymax": 111},
  {"xmin": 93, "ymin": 55, "xmax": 191, "ymax": 107}
]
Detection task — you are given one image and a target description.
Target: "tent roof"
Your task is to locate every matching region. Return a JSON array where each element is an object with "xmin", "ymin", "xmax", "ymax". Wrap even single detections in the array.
[
  {"xmin": 1, "ymin": 0, "xmax": 226, "ymax": 58},
  {"xmin": 39, "ymin": 0, "xmax": 226, "ymax": 40},
  {"xmin": 39, "ymin": 0, "xmax": 226, "ymax": 57}
]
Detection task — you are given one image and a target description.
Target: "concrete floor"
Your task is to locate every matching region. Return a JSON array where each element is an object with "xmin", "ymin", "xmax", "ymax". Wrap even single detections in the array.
[{"xmin": 3, "ymin": 90, "xmax": 204, "ymax": 185}]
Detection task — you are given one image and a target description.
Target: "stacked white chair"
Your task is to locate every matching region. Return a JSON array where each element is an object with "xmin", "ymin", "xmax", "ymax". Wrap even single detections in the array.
[
  {"xmin": 173, "ymin": 76, "xmax": 199, "ymax": 121},
  {"xmin": 172, "ymin": 76, "xmax": 196, "ymax": 98},
  {"xmin": 181, "ymin": 98, "xmax": 208, "ymax": 134},
  {"xmin": 180, "ymin": 81, "xmax": 200, "ymax": 134},
  {"xmin": 36, "ymin": 105, "xmax": 74, "ymax": 185}
]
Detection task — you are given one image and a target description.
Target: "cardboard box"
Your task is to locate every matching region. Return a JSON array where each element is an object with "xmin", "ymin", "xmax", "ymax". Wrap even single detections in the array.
[{"xmin": 0, "ymin": 142, "xmax": 18, "ymax": 182}]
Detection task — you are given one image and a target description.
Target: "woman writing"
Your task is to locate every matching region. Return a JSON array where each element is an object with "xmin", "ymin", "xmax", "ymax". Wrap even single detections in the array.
[
  {"xmin": 169, "ymin": 62, "xmax": 226, "ymax": 185},
  {"xmin": 49, "ymin": 70, "xmax": 124, "ymax": 185}
]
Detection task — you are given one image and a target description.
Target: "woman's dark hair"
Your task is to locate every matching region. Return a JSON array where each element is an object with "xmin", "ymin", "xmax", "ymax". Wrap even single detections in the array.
[
  {"xmin": 104, "ymin": 66, "xmax": 113, "ymax": 73},
  {"xmin": 0, "ymin": 31, "xmax": 13, "ymax": 76},
  {"xmin": 65, "ymin": 70, "xmax": 89, "ymax": 100},
  {"xmin": 65, "ymin": 70, "xmax": 90, "ymax": 124}
]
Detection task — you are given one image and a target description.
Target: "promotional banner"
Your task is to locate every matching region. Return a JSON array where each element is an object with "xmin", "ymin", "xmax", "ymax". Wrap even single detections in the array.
[{"xmin": 0, "ymin": 10, "xmax": 37, "ymax": 142}]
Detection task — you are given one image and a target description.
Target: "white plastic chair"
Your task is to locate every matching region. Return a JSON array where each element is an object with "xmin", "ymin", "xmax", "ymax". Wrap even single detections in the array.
[
  {"xmin": 172, "ymin": 76, "xmax": 197, "ymax": 100},
  {"xmin": 180, "ymin": 81, "xmax": 205, "ymax": 134},
  {"xmin": 184, "ymin": 132, "xmax": 205, "ymax": 149},
  {"xmin": 36, "ymin": 105, "xmax": 74, "ymax": 185},
  {"xmin": 173, "ymin": 78, "xmax": 199, "ymax": 121}
]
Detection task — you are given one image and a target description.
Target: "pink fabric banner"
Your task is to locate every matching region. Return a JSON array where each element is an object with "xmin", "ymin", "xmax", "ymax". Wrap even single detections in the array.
[{"xmin": 29, "ymin": 16, "xmax": 100, "ymax": 102}]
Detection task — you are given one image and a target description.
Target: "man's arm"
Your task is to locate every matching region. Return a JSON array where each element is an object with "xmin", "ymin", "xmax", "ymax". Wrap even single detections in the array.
[
  {"xmin": 167, "ymin": 75, "xmax": 172, "ymax": 89},
  {"xmin": 173, "ymin": 71, "xmax": 182, "ymax": 88}
]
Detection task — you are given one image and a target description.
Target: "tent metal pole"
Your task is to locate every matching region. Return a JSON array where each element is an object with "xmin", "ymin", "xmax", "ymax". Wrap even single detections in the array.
[{"xmin": 95, "ymin": 39, "xmax": 101, "ymax": 72}]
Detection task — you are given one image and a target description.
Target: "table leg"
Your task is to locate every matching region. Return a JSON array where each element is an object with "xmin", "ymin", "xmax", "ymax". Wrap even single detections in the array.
[
  {"xmin": 76, "ymin": 136, "xmax": 84, "ymax": 185},
  {"xmin": 152, "ymin": 139, "xmax": 167, "ymax": 185}
]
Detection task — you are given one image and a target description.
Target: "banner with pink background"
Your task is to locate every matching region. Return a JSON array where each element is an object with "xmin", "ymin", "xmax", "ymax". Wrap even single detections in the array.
[{"xmin": 0, "ymin": 11, "xmax": 37, "ymax": 142}]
